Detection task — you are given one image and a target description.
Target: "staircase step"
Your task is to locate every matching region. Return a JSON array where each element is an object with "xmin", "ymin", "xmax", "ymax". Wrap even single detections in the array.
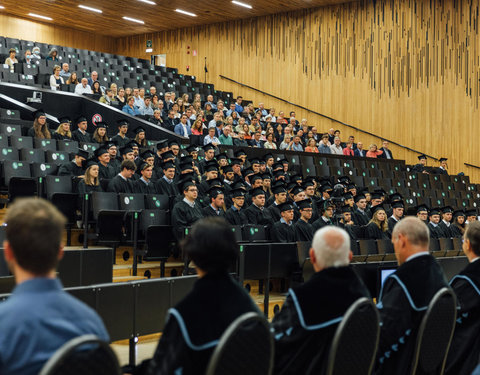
[
  {"xmin": 113, "ymin": 275, "xmax": 148, "ymax": 282},
  {"xmin": 253, "ymin": 293, "xmax": 286, "ymax": 319}
]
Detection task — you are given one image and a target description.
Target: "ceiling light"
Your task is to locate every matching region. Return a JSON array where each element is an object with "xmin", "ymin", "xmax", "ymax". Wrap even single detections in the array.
[
  {"xmin": 0, "ymin": 6, "xmax": 4, "ymax": 9},
  {"xmin": 138, "ymin": 0, "xmax": 156, "ymax": 4},
  {"xmin": 123, "ymin": 16, "xmax": 145, "ymax": 24},
  {"xmin": 146, "ymin": 48, "xmax": 153, "ymax": 53},
  {"xmin": 78, "ymin": 5, "xmax": 102, "ymax": 13},
  {"xmin": 28, "ymin": 13, "xmax": 53, "ymax": 21},
  {"xmin": 175, "ymin": 9, "xmax": 197, "ymax": 17},
  {"xmin": 232, "ymin": 1, "xmax": 252, "ymax": 9}
]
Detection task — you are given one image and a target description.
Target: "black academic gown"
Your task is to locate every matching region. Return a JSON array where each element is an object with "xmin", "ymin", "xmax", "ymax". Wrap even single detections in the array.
[
  {"xmin": 243, "ymin": 204, "xmax": 272, "ymax": 226},
  {"xmin": 109, "ymin": 158, "xmax": 122, "ymax": 174},
  {"xmin": 428, "ymin": 222, "xmax": 443, "ymax": 239},
  {"xmin": 155, "ymin": 177, "xmax": 179, "ymax": 197},
  {"xmin": 445, "ymin": 259, "xmax": 480, "ymax": 375},
  {"xmin": 265, "ymin": 203, "xmax": 281, "ymax": 223},
  {"xmin": 411, "ymin": 163, "xmax": 427, "ymax": 173},
  {"xmin": 107, "ymin": 175, "xmax": 134, "ymax": 193},
  {"xmin": 58, "ymin": 161, "xmax": 85, "ymax": 177},
  {"xmin": 312, "ymin": 216, "xmax": 332, "ymax": 232},
  {"xmin": 450, "ymin": 224, "xmax": 465, "ymax": 238},
  {"xmin": 272, "ymin": 267, "xmax": 370, "ymax": 375},
  {"xmin": 171, "ymin": 200, "xmax": 204, "ymax": 239},
  {"xmin": 387, "ymin": 217, "xmax": 399, "ymax": 237},
  {"xmin": 202, "ymin": 205, "xmax": 225, "ymax": 218},
  {"xmin": 438, "ymin": 221, "xmax": 453, "ymax": 238},
  {"xmin": 110, "ymin": 134, "xmax": 130, "ymax": 148},
  {"xmin": 145, "ymin": 273, "xmax": 259, "ymax": 375},
  {"xmin": 224, "ymin": 207, "xmax": 248, "ymax": 226},
  {"xmin": 375, "ymin": 254, "xmax": 449, "ymax": 375},
  {"xmin": 133, "ymin": 179, "xmax": 157, "ymax": 194},
  {"xmin": 98, "ymin": 163, "xmax": 116, "ymax": 180},
  {"xmin": 271, "ymin": 221, "xmax": 297, "ymax": 243},
  {"xmin": 52, "ymin": 132, "xmax": 72, "ymax": 141},
  {"xmin": 77, "ymin": 180, "xmax": 102, "ymax": 194},
  {"xmin": 365, "ymin": 222, "xmax": 389, "ymax": 240},
  {"xmin": 353, "ymin": 208, "xmax": 370, "ymax": 227},
  {"xmin": 71, "ymin": 129, "xmax": 91, "ymax": 143},
  {"xmin": 294, "ymin": 219, "xmax": 314, "ymax": 242}
]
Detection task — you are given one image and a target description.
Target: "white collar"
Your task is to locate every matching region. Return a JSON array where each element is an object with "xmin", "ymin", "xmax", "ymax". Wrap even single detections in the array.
[
  {"xmin": 406, "ymin": 251, "xmax": 430, "ymax": 263},
  {"xmin": 472, "ymin": 257, "xmax": 480, "ymax": 263}
]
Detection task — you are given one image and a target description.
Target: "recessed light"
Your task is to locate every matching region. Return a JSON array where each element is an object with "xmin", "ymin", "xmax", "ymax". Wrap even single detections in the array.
[
  {"xmin": 232, "ymin": 1, "xmax": 252, "ymax": 9},
  {"xmin": 175, "ymin": 9, "xmax": 197, "ymax": 17},
  {"xmin": 146, "ymin": 48, "xmax": 153, "ymax": 53},
  {"xmin": 78, "ymin": 5, "xmax": 102, "ymax": 13},
  {"xmin": 0, "ymin": 6, "xmax": 4, "ymax": 9},
  {"xmin": 123, "ymin": 16, "xmax": 145, "ymax": 24},
  {"xmin": 138, "ymin": 0, "xmax": 156, "ymax": 4},
  {"xmin": 28, "ymin": 13, "xmax": 53, "ymax": 21}
]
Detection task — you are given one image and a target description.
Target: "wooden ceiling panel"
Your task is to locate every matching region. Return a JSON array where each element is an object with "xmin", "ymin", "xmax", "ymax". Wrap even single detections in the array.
[{"xmin": 0, "ymin": 0, "xmax": 358, "ymax": 37}]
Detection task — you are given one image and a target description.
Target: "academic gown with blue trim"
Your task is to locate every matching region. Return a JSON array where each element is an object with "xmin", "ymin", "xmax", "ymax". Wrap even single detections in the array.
[
  {"xmin": 145, "ymin": 272, "xmax": 259, "ymax": 375},
  {"xmin": 272, "ymin": 266, "xmax": 370, "ymax": 375},
  {"xmin": 375, "ymin": 254, "xmax": 449, "ymax": 375},
  {"xmin": 445, "ymin": 259, "xmax": 480, "ymax": 375}
]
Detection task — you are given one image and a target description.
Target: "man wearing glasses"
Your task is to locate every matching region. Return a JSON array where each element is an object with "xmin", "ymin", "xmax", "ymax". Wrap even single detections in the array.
[{"xmin": 171, "ymin": 179, "xmax": 204, "ymax": 239}]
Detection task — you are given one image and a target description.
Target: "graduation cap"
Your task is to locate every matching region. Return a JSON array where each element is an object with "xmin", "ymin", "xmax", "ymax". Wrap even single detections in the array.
[
  {"xmin": 416, "ymin": 204, "xmax": 429, "ymax": 214},
  {"xmin": 441, "ymin": 206, "xmax": 454, "ymax": 214},
  {"xmin": 76, "ymin": 149, "xmax": 89, "ymax": 159},
  {"xmin": 234, "ymin": 149, "xmax": 246, "ymax": 157},
  {"xmin": 439, "ymin": 157, "xmax": 448, "ymax": 162},
  {"xmin": 262, "ymin": 173, "xmax": 271, "ymax": 180},
  {"xmin": 93, "ymin": 147, "xmax": 108, "ymax": 158},
  {"xmin": 391, "ymin": 201, "xmax": 405, "ymax": 209},
  {"xmin": 208, "ymin": 186, "xmax": 224, "ymax": 199},
  {"xmin": 272, "ymin": 184, "xmax": 287, "ymax": 195},
  {"xmin": 156, "ymin": 140, "xmax": 169, "ymax": 150},
  {"xmin": 272, "ymin": 162, "xmax": 283, "ymax": 171},
  {"xmin": 162, "ymin": 151, "xmax": 175, "ymax": 160},
  {"xmin": 135, "ymin": 126, "xmax": 146, "ymax": 134},
  {"xmin": 373, "ymin": 188, "xmax": 387, "ymax": 196},
  {"xmin": 279, "ymin": 158, "xmax": 289, "ymax": 165},
  {"xmin": 465, "ymin": 208, "xmax": 477, "ymax": 217},
  {"xmin": 371, "ymin": 205, "xmax": 386, "ymax": 215},
  {"xmin": 180, "ymin": 162, "xmax": 194, "ymax": 172},
  {"xmin": 33, "ymin": 109, "xmax": 46, "ymax": 120},
  {"xmin": 205, "ymin": 163, "xmax": 219, "ymax": 173},
  {"xmin": 229, "ymin": 158, "xmax": 242, "ymax": 166},
  {"xmin": 178, "ymin": 178, "xmax": 196, "ymax": 192},
  {"xmin": 242, "ymin": 168, "xmax": 254, "ymax": 178},
  {"xmin": 273, "ymin": 170, "xmax": 285, "ymax": 179},
  {"xmin": 168, "ymin": 140, "xmax": 179, "ymax": 148},
  {"xmin": 291, "ymin": 185, "xmax": 304, "ymax": 196},
  {"xmin": 231, "ymin": 181, "xmax": 246, "ymax": 191},
  {"xmin": 291, "ymin": 172, "xmax": 303, "ymax": 182},
  {"xmin": 58, "ymin": 116, "xmax": 71, "ymax": 124},
  {"xmin": 231, "ymin": 189, "xmax": 245, "ymax": 198},
  {"xmin": 250, "ymin": 158, "xmax": 260, "ymax": 165},
  {"xmin": 250, "ymin": 188, "xmax": 265, "ymax": 197},
  {"xmin": 370, "ymin": 191, "xmax": 384, "ymax": 200},
  {"xmin": 85, "ymin": 159, "xmax": 98, "ymax": 169},
  {"xmin": 259, "ymin": 159, "xmax": 266, "ymax": 165},
  {"xmin": 297, "ymin": 199, "xmax": 312, "ymax": 210},
  {"xmin": 418, "ymin": 154, "xmax": 427, "ymax": 160},
  {"xmin": 181, "ymin": 155, "xmax": 194, "ymax": 165},
  {"xmin": 453, "ymin": 209, "xmax": 466, "ymax": 218},
  {"xmin": 127, "ymin": 140, "xmax": 139, "ymax": 149},
  {"xmin": 278, "ymin": 202, "xmax": 295, "ymax": 213},
  {"xmin": 223, "ymin": 165, "xmax": 233, "ymax": 174},
  {"xmin": 354, "ymin": 194, "xmax": 366, "ymax": 203},
  {"xmin": 75, "ymin": 116, "xmax": 87, "ymax": 125},
  {"xmin": 162, "ymin": 161, "xmax": 176, "ymax": 170},
  {"xmin": 216, "ymin": 153, "xmax": 228, "ymax": 161},
  {"xmin": 185, "ymin": 145, "xmax": 198, "ymax": 153},
  {"xmin": 347, "ymin": 183, "xmax": 356, "ymax": 191},
  {"xmin": 429, "ymin": 208, "xmax": 441, "ymax": 217},
  {"xmin": 337, "ymin": 175, "xmax": 351, "ymax": 184},
  {"xmin": 119, "ymin": 146, "xmax": 133, "ymax": 155},
  {"xmin": 138, "ymin": 161, "xmax": 152, "ymax": 171},
  {"xmin": 106, "ymin": 140, "xmax": 118, "ymax": 149},
  {"xmin": 96, "ymin": 121, "xmax": 108, "ymax": 129},
  {"xmin": 208, "ymin": 178, "xmax": 223, "ymax": 188},
  {"xmin": 388, "ymin": 193, "xmax": 403, "ymax": 204},
  {"xmin": 339, "ymin": 205, "xmax": 352, "ymax": 214},
  {"xmin": 116, "ymin": 119, "xmax": 129, "ymax": 127},
  {"xmin": 141, "ymin": 150, "xmax": 155, "ymax": 160},
  {"xmin": 203, "ymin": 144, "xmax": 216, "ymax": 152},
  {"xmin": 264, "ymin": 153, "xmax": 274, "ymax": 161},
  {"xmin": 343, "ymin": 192, "xmax": 354, "ymax": 200},
  {"xmin": 320, "ymin": 184, "xmax": 333, "ymax": 193},
  {"xmin": 250, "ymin": 174, "xmax": 263, "ymax": 184}
]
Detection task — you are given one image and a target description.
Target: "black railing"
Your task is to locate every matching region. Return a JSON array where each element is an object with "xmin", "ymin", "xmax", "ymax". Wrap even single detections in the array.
[
  {"xmin": 219, "ymin": 75, "xmax": 439, "ymax": 161},
  {"xmin": 464, "ymin": 163, "xmax": 480, "ymax": 170}
]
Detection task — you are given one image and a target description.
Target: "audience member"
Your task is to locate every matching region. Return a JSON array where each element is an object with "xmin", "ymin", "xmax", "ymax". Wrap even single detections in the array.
[
  {"xmin": 122, "ymin": 96, "xmax": 141, "ymax": 116},
  {"xmin": 91, "ymin": 80, "xmax": 102, "ymax": 96},
  {"xmin": 87, "ymin": 71, "xmax": 99, "ymax": 87},
  {"xmin": 99, "ymin": 88, "xmax": 115, "ymax": 105},
  {"xmin": 318, "ymin": 134, "xmax": 331, "ymax": 154},
  {"xmin": 74, "ymin": 78, "xmax": 92, "ymax": 95},
  {"xmin": 31, "ymin": 46, "xmax": 41, "ymax": 61},
  {"xmin": 140, "ymin": 95, "xmax": 154, "ymax": 116},
  {"xmin": 379, "ymin": 140, "xmax": 394, "ymax": 159},
  {"xmin": 28, "ymin": 110, "xmax": 51, "ymax": 139},
  {"xmin": 174, "ymin": 114, "xmax": 192, "ymax": 137},
  {"xmin": 59, "ymin": 63, "xmax": 71, "ymax": 79},
  {"xmin": 0, "ymin": 198, "xmax": 109, "ymax": 375},
  {"xmin": 49, "ymin": 65, "xmax": 64, "ymax": 90},
  {"xmin": 77, "ymin": 160, "xmax": 102, "ymax": 194},
  {"xmin": 52, "ymin": 116, "xmax": 72, "ymax": 141},
  {"xmin": 24, "ymin": 49, "xmax": 33, "ymax": 64},
  {"xmin": 354, "ymin": 141, "xmax": 366, "ymax": 157},
  {"xmin": 46, "ymin": 48, "xmax": 59, "ymax": 61},
  {"xmin": 107, "ymin": 159, "xmax": 136, "ymax": 193},
  {"xmin": 375, "ymin": 217, "xmax": 448, "ymax": 374},
  {"xmin": 219, "ymin": 125, "xmax": 233, "ymax": 145},
  {"xmin": 4, "ymin": 48, "xmax": 17, "ymax": 72},
  {"xmin": 116, "ymin": 87, "xmax": 126, "ymax": 107},
  {"xmin": 92, "ymin": 122, "xmax": 109, "ymax": 144},
  {"xmin": 58, "ymin": 148, "xmax": 88, "ymax": 177},
  {"xmin": 304, "ymin": 138, "xmax": 319, "ymax": 153},
  {"xmin": 366, "ymin": 143, "xmax": 383, "ymax": 158},
  {"xmin": 66, "ymin": 71, "xmax": 78, "ymax": 85},
  {"xmin": 330, "ymin": 137, "xmax": 343, "ymax": 155},
  {"xmin": 71, "ymin": 116, "xmax": 91, "ymax": 143}
]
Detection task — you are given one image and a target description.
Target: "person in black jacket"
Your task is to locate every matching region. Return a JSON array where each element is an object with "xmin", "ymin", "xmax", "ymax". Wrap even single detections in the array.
[
  {"xmin": 202, "ymin": 187, "xmax": 225, "ymax": 217},
  {"xmin": 365, "ymin": 205, "xmax": 390, "ymax": 240},
  {"xmin": 427, "ymin": 208, "xmax": 444, "ymax": 239},
  {"xmin": 58, "ymin": 148, "xmax": 88, "ymax": 177},
  {"xmin": 224, "ymin": 188, "xmax": 248, "ymax": 226},
  {"xmin": 294, "ymin": 199, "xmax": 314, "ymax": 242},
  {"xmin": 243, "ymin": 188, "xmax": 272, "ymax": 226},
  {"xmin": 387, "ymin": 201, "xmax": 404, "ymax": 236},
  {"xmin": 312, "ymin": 200, "xmax": 335, "ymax": 232},
  {"xmin": 265, "ymin": 183, "xmax": 288, "ymax": 223},
  {"xmin": 171, "ymin": 178, "xmax": 204, "ymax": 239},
  {"xmin": 133, "ymin": 162, "xmax": 157, "ymax": 194},
  {"xmin": 107, "ymin": 160, "xmax": 136, "ymax": 194},
  {"xmin": 71, "ymin": 116, "xmax": 91, "ymax": 143},
  {"xmin": 272, "ymin": 226, "xmax": 370, "ymax": 375},
  {"xmin": 77, "ymin": 159, "xmax": 102, "ymax": 194},
  {"xmin": 352, "ymin": 193, "xmax": 370, "ymax": 227},
  {"xmin": 271, "ymin": 202, "xmax": 297, "ymax": 242},
  {"xmin": 155, "ymin": 161, "xmax": 178, "ymax": 197},
  {"xmin": 438, "ymin": 206, "xmax": 454, "ymax": 238},
  {"xmin": 95, "ymin": 147, "xmax": 116, "ymax": 180},
  {"xmin": 375, "ymin": 217, "xmax": 448, "ymax": 375},
  {"xmin": 143, "ymin": 217, "xmax": 260, "ymax": 375},
  {"xmin": 445, "ymin": 221, "xmax": 480, "ymax": 375}
]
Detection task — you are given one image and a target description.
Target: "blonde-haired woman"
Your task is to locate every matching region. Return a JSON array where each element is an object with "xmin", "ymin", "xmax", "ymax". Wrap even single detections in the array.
[
  {"xmin": 366, "ymin": 143, "xmax": 383, "ymax": 158},
  {"xmin": 365, "ymin": 206, "xmax": 389, "ymax": 239},
  {"xmin": 52, "ymin": 117, "xmax": 72, "ymax": 141}
]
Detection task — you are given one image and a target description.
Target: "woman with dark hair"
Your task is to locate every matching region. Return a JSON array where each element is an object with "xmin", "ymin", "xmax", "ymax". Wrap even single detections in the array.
[
  {"xmin": 365, "ymin": 205, "xmax": 390, "ymax": 239},
  {"xmin": 77, "ymin": 160, "xmax": 102, "ymax": 194},
  {"xmin": 451, "ymin": 210, "xmax": 466, "ymax": 238},
  {"xmin": 91, "ymin": 81, "xmax": 102, "ymax": 96},
  {"xmin": 66, "ymin": 72, "xmax": 78, "ymax": 85},
  {"xmin": 143, "ymin": 217, "xmax": 260, "ymax": 375},
  {"xmin": 92, "ymin": 122, "xmax": 109, "ymax": 144},
  {"xmin": 46, "ymin": 48, "xmax": 59, "ymax": 61},
  {"xmin": 134, "ymin": 127, "xmax": 147, "ymax": 147},
  {"xmin": 28, "ymin": 110, "xmax": 51, "ymax": 139}
]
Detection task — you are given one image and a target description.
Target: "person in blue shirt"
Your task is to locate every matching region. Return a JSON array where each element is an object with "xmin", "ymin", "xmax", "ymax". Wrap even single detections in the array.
[
  {"xmin": 0, "ymin": 198, "xmax": 109, "ymax": 375},
  {"xmin": 122, "ymin": 96, "xmax": 141, "ymax": 116}
]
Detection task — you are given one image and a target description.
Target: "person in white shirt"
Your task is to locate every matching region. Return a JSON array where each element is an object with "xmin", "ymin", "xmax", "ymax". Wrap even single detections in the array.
[
  {"xmin": 74, "ymin": 78, "xmax": 92, "ymax": 95},
  {"xmin": 59, "ymin": 63, "xmax": 71, "ymax": 79},
  {"xmin": 49, "ymin": 65, "xmax": 64, "ymax": 91},
  {"xmin": 330, "ymin": 137, "xmax": 344, "ymax": 155}
]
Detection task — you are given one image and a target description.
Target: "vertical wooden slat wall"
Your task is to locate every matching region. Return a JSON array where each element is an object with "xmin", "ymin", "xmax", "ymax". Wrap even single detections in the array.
[{"xmin": 116, "ymin": 0, "xmax": 480, "ymax": 182}]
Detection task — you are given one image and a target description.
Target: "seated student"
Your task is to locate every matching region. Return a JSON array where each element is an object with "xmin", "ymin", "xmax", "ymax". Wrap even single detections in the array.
[
  {"xmin": 202, "ymin": 187, "xmax": 226, "ymax": 217},
  {"xmin": 312, "ymin": 201, "xmax": 335, "ymax": 232},
  {"xmin": 375, "ymin": 217, "xmax": 448, "ymax": 374},
  {"xmin": 71, "ymin": 116, "xmax": 92, "ymax": 143},
  {"xmin": 387, "ymin": 200, "xmax": 404, "ymax": 235},
  {"xmin": 272, "ymin": 226, "xmax": 370, "ymax": 374},
  {"xmin": 77, "ymin": 159, "xmax": 103, "ymax": 194},
  {"xmin": 411, "ymin": 154, "xmax": 429, "ymax": 174},
  {"xmin": 141, "ymin": 217, "xmax": 259, "ymax": 374},
  {"xmin": 111, "ymin": 119, "xmax": 130, "ymax": 148},
  {"xmin": 365, "ymin": 205, "xmax": 390, "ymax": 240},
  {"xmin": 92, "ymin": 121, "xmax": 109, "ymax": 144},
  {"xmin": 28, "ymin": 109, "xmax": 51, "ymax": 139},
  {"xmin": 243, "ymin": 188, "xmax": 272, "ymax": 226},
  {"xmin": 427, "ymin": 208, "xmax": 444, "ymax": 239},
  {"xmin": 445, "ymin": 221, "xmax": 480, "ymax": 375},
  {"xmin": 294, "ymin": 199, "xmax": 314, "ymax": 242},
  {"xmin": 0, "ymin": 198, "xmax": 109, "ymax": 375},
  {"xmin": 266, "ymin": 183, "xmax": 289, "ymax": 223},
  {"xmin": 438, "ymin": 206, "xmax": 454, "ymax": 238},
  {"xmin": 52, "ymin": 116, "xmax": 72, "ymax": 140},
  {"xmin": 94, "ymin": 147, "xmax": 116, "ymax": 180},
  {"xmin": 451, "ymin": 210, "xmax": 466, "ymax": 238},
  {"xmin": 271, "ymin": 202, "xmax": 297, "ymax": 242},
  {"xmin": 58, "ymin": 148, "xmax": 88, "ymax": 177},
  {"xmin": 134, "ymin": 126, "xmax": 148, "ymax": 148},
  {"xmin": 224, "ymin": 188, "xmax": 248, "ymax": 226},
  {"xmin": 435, "ymin": 157, "xmax": 448, "ymax": 175},
  {"xmin": 155, "ymin": 161, "xmax": 178, "ymax": 196},
  {"xmin": 133, "ymin": 162, "xmax": 157, "ymax": 194},
  {"xmin": 107, "ymin": 160, "xmax": 136, "ymax": 193},
  {"xmin": 171, "ymin": 178, "xmax": 204, "ymax": 239}
]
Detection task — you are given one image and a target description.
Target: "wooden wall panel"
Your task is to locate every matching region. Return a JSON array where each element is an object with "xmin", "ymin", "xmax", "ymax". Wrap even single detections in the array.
[
  {"xmin": 114, "ymin": 1, "xmax": 480, "ymax": 182},
  {"xmin": 0, "ymin": 15, "xmax": 116, "ymax": 53}
]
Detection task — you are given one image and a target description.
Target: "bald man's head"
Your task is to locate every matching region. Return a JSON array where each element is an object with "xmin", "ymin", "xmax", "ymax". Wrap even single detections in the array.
[
  {"xmin": 310, "ymin": 226, "xmax": 351, "ymax": 271},
  {"xmin": 392, "ymin": 216, "xmax": 430, "ymax": 265}
]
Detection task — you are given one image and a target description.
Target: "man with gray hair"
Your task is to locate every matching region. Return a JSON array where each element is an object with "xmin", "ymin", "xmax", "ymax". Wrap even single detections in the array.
[
  {"xmin": 375, "ymin": 217, "xmax": 448, "ymax": 375},
  {"xmin": 272, "ymin": 226, "xmax": 370, "ymax": 374}
]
